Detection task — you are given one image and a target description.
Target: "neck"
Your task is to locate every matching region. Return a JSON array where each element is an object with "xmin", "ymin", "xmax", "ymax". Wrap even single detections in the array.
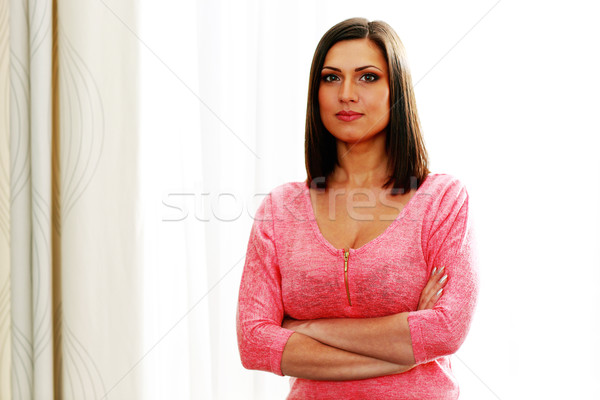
[{"xmin": 331, "ymin": 133, "xmax": 389, "ymax": 188}]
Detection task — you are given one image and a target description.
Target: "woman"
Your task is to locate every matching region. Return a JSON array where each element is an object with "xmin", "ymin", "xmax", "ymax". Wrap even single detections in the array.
[{"xmin": 237, "ymin": 17, "xmax": 478, "ymax": 399}]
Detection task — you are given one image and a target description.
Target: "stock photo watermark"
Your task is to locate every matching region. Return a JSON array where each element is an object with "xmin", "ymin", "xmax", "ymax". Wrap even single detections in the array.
[
  {"xmin": 162, "ymin": 190, "xmax": 268, "ymax": 222},
  {"xmin": 161, "ymin": 181, "xmax": 434, "ymax": 223}
]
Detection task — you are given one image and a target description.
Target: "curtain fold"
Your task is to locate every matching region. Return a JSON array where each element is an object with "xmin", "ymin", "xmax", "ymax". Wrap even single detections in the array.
[
  {"xmin": 8, "ymin": 0, "xmax": 54, "ymax": 398},
  {"xmin": 0, "ymin": 0, "xmax": 11, "ymax": 397},
  {"xmin": 2, "ymin": 0, "xmax": 142, "ymax": 398}
]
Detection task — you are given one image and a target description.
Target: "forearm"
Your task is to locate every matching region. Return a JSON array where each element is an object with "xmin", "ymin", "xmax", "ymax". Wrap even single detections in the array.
[
  {"xmin": 286, "ymin": 313, "xmax": 415, "ymax": 366},
  {"xmin": 280, "ymin": 332, "xmax": 414, "ymax": 381}
]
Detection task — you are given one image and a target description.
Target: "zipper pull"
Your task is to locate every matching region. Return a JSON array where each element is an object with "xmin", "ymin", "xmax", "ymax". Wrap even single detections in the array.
[{"xmin": 344, "ymin": 250, "xmax": 351, "ymax": 306}]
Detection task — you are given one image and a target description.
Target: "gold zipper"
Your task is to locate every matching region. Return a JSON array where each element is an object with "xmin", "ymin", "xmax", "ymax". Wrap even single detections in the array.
[{"xmin": 344, "ymin": 249, "xmax": 352, "ymax": 306}]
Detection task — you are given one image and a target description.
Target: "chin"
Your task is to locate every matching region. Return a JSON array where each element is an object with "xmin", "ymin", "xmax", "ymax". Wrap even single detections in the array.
[
  {"xmin": 330, "ymin": 129, "xmax": 385, "ymax": 145},
  {"xmin": 335, "ymin": 136, "xmax": 374, "ymax": 146}
]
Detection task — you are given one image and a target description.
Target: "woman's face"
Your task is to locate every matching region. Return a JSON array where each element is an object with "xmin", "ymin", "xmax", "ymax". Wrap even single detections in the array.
[{"xmin": 318, "ymin": 38, "xmax": 390, "ymax": 145}]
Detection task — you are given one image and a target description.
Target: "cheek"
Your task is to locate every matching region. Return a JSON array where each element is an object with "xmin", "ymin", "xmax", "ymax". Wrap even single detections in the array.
[
  {"xmin": 318, "ymin": 88, "xmax": 331, "ymax": 111},
  {"xmin": 370, "ymin": 89, "xmax": 390, "ymax": 114}
]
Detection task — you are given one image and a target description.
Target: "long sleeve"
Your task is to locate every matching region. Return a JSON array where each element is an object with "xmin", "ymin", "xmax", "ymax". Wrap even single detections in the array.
[
  {"xmin": 407, "ymin": 179, "xmax": 479, "ymax": 364},
  {"xmin": 236, "ymin": 194, "xmax": 294, "ymax": 375}
]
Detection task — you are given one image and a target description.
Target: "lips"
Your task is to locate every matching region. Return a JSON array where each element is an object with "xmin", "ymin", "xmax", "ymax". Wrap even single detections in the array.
[{"xmin": 336, "ymin": 110, "xmax": 363, "ymax": 122}]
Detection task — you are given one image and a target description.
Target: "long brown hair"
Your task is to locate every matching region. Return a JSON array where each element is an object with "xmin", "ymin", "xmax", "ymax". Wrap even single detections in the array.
[{"xmin": 305, "ymin": 18, "xmax": 429, "ymax": 193}]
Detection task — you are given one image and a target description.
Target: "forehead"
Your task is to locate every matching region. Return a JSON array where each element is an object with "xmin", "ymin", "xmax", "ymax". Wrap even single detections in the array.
[{"xmin": 323, "ymin": 38, "xmax": 387, "ymax": 70}]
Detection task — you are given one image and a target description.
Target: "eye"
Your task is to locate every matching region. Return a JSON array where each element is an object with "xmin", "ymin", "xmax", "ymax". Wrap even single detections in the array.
[
  {"xmin": 360, "ymin": 73, "xmax": 379, "ymax": 82},
  {"xmin": 321, "ymin": 74, "xmax": 339, "ymax": 83}
]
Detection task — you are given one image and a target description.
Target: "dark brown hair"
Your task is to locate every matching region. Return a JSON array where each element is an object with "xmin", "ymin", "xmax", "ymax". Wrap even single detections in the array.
[{"xmin": 305, "ymin": 18, "xmax": 429, "ymax": 193}]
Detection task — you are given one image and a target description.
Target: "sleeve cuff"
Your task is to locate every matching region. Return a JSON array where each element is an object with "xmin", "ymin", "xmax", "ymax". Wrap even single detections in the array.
[
  {"xmin": 269, "ymin": 328, "xmax": 295, "ymax": 376},
  {"xmin": 407, "ymin": 311, "xmax": 427, "ymax": 364}
]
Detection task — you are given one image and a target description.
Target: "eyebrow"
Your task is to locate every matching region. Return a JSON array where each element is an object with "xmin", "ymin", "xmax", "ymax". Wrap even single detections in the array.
[{"xmin": 322, "ymin": 65, "xmax": 383, "ymax": 73}]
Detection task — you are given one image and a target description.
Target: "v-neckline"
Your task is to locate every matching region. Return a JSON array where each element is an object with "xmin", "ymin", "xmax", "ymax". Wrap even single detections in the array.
[{"xmin": 303, "ymin": 174, "xmax": 431, "ymax": 255}]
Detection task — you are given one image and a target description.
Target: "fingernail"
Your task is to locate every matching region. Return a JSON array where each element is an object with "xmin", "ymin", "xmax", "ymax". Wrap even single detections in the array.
[
  {"xmin": 439, "ymin": 274, "xmax": 448, "ymax": 284},
  {"xmin": 432, "ymin": 267, "xmax": 437, "ymax": 276},
  {"xmin": 438, "ymin": 266, "xmax": 445, "ymax": 274},
  {"xmin": 436, "ymin": 288, "xmax": 443, "ymax": 296}
]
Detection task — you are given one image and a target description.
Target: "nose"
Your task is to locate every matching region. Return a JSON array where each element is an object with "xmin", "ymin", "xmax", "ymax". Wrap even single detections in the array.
[{"xmin": 339, "ymin": 80, "xmax": 358, "ymax": 103}]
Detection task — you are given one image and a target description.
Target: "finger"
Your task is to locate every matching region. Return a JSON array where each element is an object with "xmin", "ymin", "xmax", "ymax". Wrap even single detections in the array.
[
  {"xmin": 423, "ymin": 270, "xmax": 449, "ymax": 308},
  {"xmin": 426, "ymin": 266, "xmax": 446, "ymax": 294},
  {"xmin": 419, "ymin": 270, "xmax": 440, "ymax": 301},
  {"xmin": 432, "ymin": 272, "xmax": 448, "ymax": 300},
  {"xmin": 418, "ymin": 266, "xmax": 449, "ymax": 310},
  {"xmin": 424, "ymin": 266, "xmax": 444, "ymax": 292},
  {"xmin": 438, "ymin": 272, "xmax": 448, "ymax": 288},
  {"xmin": 424, "ymin": 288, "xmax": 444, "ymax": 309},
  {"xmin": 423, "ymin": 288, "xmax": 443, "ymax": 309}
]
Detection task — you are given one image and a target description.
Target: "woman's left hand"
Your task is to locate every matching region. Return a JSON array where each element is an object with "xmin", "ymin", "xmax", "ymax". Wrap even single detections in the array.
[{"xmin": 417, "ymin": 266, "xmax": 448, "ymax": 311}]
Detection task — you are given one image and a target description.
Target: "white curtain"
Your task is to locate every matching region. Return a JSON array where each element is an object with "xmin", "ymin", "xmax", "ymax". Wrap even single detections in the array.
[
  {"xmin": 4, "ymin": 0, "xmax": 54, "ymax": 397},
  {"xmin": 138, "ymin": 1, "xmax": 311, "ymax": 398},
  {"xmin": 2, "ymin": 0, "xmax": 142, "ymax": 398},
  {"xmin": 0, "ymin": 0, "xmax": 11, "ymax": 396}
]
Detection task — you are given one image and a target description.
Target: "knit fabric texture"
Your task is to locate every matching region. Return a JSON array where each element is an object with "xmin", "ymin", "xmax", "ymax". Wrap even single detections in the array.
[{"xmin": 237, "ymin": 174, "xmax": 479, "ymax": 399}]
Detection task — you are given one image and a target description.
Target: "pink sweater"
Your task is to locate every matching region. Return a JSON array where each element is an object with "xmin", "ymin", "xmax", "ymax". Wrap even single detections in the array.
[{"xmin": 237, "ymin": 174, "xmax": 478, "ymax": 399}]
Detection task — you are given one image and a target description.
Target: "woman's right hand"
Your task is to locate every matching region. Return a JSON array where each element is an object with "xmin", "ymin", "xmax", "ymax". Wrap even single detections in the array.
[{"xmin": 417, "ymin": 266, "xmax": 448, "ymax": 310}]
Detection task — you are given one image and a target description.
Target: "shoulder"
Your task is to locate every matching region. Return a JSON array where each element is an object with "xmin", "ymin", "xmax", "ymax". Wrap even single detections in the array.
[
  {"xmin": 421, "ymin": 173, "xmax": 468, "ymax": 202},
  {"xmin": 255, "ymin": 181, "xmax": 308, "ymax": 221},
  {"xmin": 416, "ymin": 174, "xmax": 473, "ymax": 244},
  {"xmin": 269, "ymin": 181, "xmax": 307, "ymax": 200},
  {"xmin": 417, "ymin": 173, "xmax": 469, "ymax": 217},
  {"xmin": 422, "ymin": 173, "xmax": 467, "ymax": 193}
]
